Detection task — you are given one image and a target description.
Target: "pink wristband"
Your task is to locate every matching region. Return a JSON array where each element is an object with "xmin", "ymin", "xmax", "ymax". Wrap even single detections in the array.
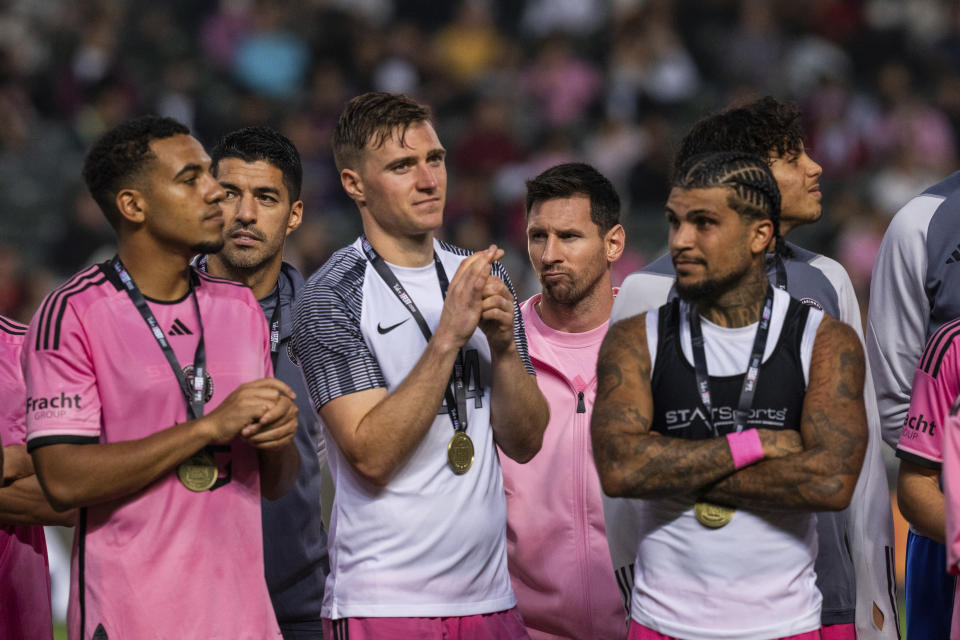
[{"xmin": 727, "ymin": 429, "xmax": 764, "ymax": 469}]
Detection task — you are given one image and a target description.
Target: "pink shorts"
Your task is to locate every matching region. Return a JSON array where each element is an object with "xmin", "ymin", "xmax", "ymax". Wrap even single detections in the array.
[
  {"xmin": 323, "ymin": 608, "xmax": 529, "ymax": 640},
  {"xmin": 820, "ymin": 623, "xmax": 856, "ymax": 640},
  {"xmin": 628, "ymin": 620, "xmax": 830, "ymax": 640}
]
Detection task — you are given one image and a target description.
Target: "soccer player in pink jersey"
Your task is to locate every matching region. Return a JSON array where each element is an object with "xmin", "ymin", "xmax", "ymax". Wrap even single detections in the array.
[
  {"xmin": 942, "ymin": 394, "xmax": 960, "ymax": 638},
  {"xmin": 22, "ymin": 116, "xmax": 300, "ymax": 639},
  {"xmin": 502, "ymin": 163, "xmax": 628, "ymax": 639},
  {"xmin": 897, "ymin": 316, "xmax": 960, "ymax": 639},
  {"xmin": 1, "ymin": 314, "xmax": 74, "ymax": 639}
]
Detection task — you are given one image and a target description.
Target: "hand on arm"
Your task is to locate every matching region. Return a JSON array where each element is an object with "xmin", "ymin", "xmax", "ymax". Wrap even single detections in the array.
[
  {"xmin": 244, "ymin": 386, "xmax": 300, "ymax": 500},
  {"xmin": 32, "ymin": 378, "xmax": 297, "ymax": 511},
  {"xmin": 701, "ymin": 316, "xmax": 868, "ymax": 511},
  {"xmin": 0, "ymin": 474, "xmax": 75, "ymax": 526},
  {"xmin": 590, "ymin": 314, "xmax": 802, "ymax": 498},
  {"xmin": 897, "ymin": 460, "xmax": 944, "ymax": 543},
  {"xmin": 480, "ymin": 268, "xmax": 548, "ymax": 463},
  {"xmin": 2, "ymin": 445, "xmax": 34, "ymax": 484},
  {"xmin": 319, "ymin": 248, "xmax": 501, "ymax": 487},
  {"xmin": 1, "ymin": 444, "xmax": 74, "ymax": 525}
]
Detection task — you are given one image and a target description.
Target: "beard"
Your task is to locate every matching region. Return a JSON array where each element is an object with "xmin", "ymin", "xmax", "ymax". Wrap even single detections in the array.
[
  {"xmin": 675, "ymin": 265, "xmax": 748, "ymax": 303},
  {"xmin": 216, "ymin": 223, "xmax": 283, "ymax": 271},
  {"xmin": 540, "ymin": 265, "xmax": 605, "ymax": 307},
  {"xmin": 190, "ymin": 238, "xmax": 225, "ymax": 255}
]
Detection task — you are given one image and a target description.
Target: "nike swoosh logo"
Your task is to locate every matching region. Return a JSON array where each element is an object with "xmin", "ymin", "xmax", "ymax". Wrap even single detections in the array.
[{"xmin": 377, "ymin": 319, "xmax": 409, "ymax": 334}]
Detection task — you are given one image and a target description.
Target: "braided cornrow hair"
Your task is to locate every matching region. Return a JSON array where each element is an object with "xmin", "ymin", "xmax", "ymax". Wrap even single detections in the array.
[{"xmin": 673, "ymin": 151, "xmax": 783, "ymax": 254}]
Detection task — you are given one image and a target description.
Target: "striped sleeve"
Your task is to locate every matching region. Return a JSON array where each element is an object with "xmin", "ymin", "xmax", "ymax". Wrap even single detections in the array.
[
  {"xmin": 292, "ymin": 248, "xmax": 385, "ymax": 410},
  {"xmin": 0, "ymin": 316, "xmax": 28, "ymax": 446},
  {"xmin": 896, "ymin": 317, "xmax": 960, "ymax": 469},
  {"xmin": 24, "ymin": 290, "xmax": 102, "ymax": 450},
  {"xmin": 436, "ymin": 240, "xmax": 535, "ymax": 376},
  {"xmin": 31, "ymin": 264, "xmax": 107, "ymax": 352},
  {"xmin": 491, "ymin": 259, "xmax": 535, "ymax": 376},
  {"xmin": 944, "ymin": 403, "xmax": 960, "ymax": 575}
]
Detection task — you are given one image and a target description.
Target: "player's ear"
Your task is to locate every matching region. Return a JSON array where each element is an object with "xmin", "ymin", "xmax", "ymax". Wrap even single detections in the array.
[
  {"xmin": 749, "ymin": 218, "xmax": 774, "ymax": 256},
  {"xmin": 286, "ymin": 200, "xmax": 304, "ymax": 236},
  {"xmin": 115, "ymin": 188, "xmax": 146, "ymax": 225},
  {"xmin": 340, "ymin": 168, "xmax": 364, "ymax": 204},
  {"xmin": 604, "ymin": 223, "xmax": 626, "ymax": 264}
]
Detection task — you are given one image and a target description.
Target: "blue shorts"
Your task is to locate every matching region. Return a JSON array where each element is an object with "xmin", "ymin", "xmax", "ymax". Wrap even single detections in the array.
[{"xmin": 905, "ymin": 529, "xmax": 956, "ymax": 638}]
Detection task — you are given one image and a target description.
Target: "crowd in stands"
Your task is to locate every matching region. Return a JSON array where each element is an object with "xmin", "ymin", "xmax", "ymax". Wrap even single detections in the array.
[{"xmin": 2, "ymin": 0, "xmax": 959, "ymax": 322}]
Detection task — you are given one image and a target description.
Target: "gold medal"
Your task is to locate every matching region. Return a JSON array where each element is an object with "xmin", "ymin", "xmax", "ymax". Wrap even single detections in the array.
[
  {"xmin": 447, "ymin": 431, "xmax": 474, "ymax": 475},
  {"xmin": 694, "ymin": 501, "xmax": 735, "ymax": 528},
  {"xmin": 178, "ymin": 451, "xmax": 218, "ymax": 492}
]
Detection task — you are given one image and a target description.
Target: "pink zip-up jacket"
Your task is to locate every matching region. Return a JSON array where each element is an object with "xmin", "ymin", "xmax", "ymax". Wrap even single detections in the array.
[{"xmin": 500, "ymin": 294, "xmax": 627, "ymax": 640}]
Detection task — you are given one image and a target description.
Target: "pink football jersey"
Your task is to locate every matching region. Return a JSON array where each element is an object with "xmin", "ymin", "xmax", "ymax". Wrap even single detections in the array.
[
  {"xmin": 0, "ymin": 314, "xmax": 53, "ymax": 640},
  {"xmin": 942, "ymin": 403, "xmax": 960, "ymax": 640},
  {"xmin": 896, "ymin": 317, "xmax": 960, "ymax": 468},
  {"xmin": 24, "ymin": 265, "xmax": 280, "ymax": 639}
]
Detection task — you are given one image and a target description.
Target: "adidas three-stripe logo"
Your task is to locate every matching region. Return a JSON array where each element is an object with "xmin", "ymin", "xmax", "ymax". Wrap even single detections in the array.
[{"xmin": 168, "ymin": 318, "xmax": 193, "ymax": 336}]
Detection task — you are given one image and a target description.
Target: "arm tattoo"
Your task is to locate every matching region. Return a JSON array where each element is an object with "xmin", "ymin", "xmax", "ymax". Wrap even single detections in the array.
[
  {"xmin": 702, "ymin": 317, "xmax": 867, "ymax": 511},
  {"xmin": 591, "ymin": 315, "xmax": 740, "ymax": 498}
]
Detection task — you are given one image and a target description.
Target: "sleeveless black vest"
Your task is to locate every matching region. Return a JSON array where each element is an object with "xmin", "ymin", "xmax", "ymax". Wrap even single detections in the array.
[{"xmin": 651, "ymin": 297, "xmax": 811, "ymax": 439}]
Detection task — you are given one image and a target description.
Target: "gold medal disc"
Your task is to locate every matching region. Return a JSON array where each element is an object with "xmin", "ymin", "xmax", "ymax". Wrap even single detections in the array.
[
  {"xmin": 178, "ymin": 452, "xmax": 218, "ymax": 492},
  {"xmin": 447, "ymin": 431, "xmax": 474, "ymax": 475},
  {"xmin": 694, "ymin": 501, "xmax": 735, "ymax": 528}
]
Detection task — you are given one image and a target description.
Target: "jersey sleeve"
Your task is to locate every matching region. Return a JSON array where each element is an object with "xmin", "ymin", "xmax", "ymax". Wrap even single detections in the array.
[
  {"xmin": 867, "ymin": 197, "xmax": 936, "ymax": 448},
  {"xmin": 0, "ymin": 335, "xmax": 26, "ymax": 446},
  {"xmin": 23, "ymin": 302, "xmax": 102, "ymax": 451},
  {"xmin": 895, "ymin": 342, "xmax": 960, "ymax": 469},
  {"xmin": 492, "ymin": 260, "xmax": 535, "ymax": 376},
  {"xmin": 292, "ymin": 261, "xmax": 385, "ymax": 410},
  {"xmin": 943, "ymin": 407, "xmax": 960, "ymax": 575},
  {"xmin": 610, "ymin": 271, "xmax": 675, "ymax": 324}
]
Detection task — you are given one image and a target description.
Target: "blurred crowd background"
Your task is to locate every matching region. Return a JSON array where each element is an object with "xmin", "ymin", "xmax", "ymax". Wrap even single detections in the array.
[
  {"xmin": 3, "ymin": 0, "xmax": 960, "ymax": 326},
  {"xmin": 0, "ymin": 0, "xmax": 953, "ymax": 321}
]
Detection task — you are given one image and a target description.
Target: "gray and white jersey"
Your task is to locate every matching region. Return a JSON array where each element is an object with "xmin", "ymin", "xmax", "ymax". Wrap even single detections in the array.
[
  {"xmin": 604, "ymin": 244, "xmax": 898, "ymax": 639},
  {"xmin": 292, "ymin": 237, "xmax": 530, "ymax": 619},
  {"xmin": 867, "ymin": 171, "xmax": 960, "ymax": 447}
]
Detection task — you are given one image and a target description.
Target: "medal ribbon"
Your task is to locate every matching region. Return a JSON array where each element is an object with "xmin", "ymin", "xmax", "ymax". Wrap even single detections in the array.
[
  {"xmin": 112, "ymin": 256, "xmax": 207, "ymax": 420},
  {"xmin": 360, "ymin": 236, "xmax": 468, "ymax": 433},
  {"xmin": 688, "ymin": 285, "xmax": 775, "ymax": 437},
  {"xmin": 772, "ymin": 254, "xmax": 787, "ymax": 290},
  {"xmin": 268, "ymin": 291, "xmax": 282, "ymax": 372}
]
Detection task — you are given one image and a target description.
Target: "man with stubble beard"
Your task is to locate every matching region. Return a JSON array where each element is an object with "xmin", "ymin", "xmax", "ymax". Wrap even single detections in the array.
[
  {"xmin": 592, "ymin": 152, "xmax": 867, "ymax": 640},
  {"xmin": 502, "ymin": 163, "xmax": 628, "ymax": 640},
  {"xmin": 201, "ymin": 126, "xmax": 329, "ymax": 639}
]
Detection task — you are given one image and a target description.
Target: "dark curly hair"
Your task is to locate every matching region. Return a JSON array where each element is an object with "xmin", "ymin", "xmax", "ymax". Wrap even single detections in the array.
[
  {"xmin": 81, "ymin": 115, "xmax": 190, "ymax": 229},
  {"xmin": 212, "ymin": 126, "xmax": 302, "ymax": 202},
  {"xmin": 674, "ymin": 97, "xmax": 801, "ymax": 256},
  {"xmin": 673, "ymin": 151, "xmax": 782, "ymax": 242},
  {"xmin": 332, "ymin": 92, "xmax": 432, "ymax": 172},
  {"xmin": 673, "ymin": 97, "xmax": 804, "ymax": 177},
  {"xmin": 525, "ymin": 162, "xmax": 621, "ymax": 233}
]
